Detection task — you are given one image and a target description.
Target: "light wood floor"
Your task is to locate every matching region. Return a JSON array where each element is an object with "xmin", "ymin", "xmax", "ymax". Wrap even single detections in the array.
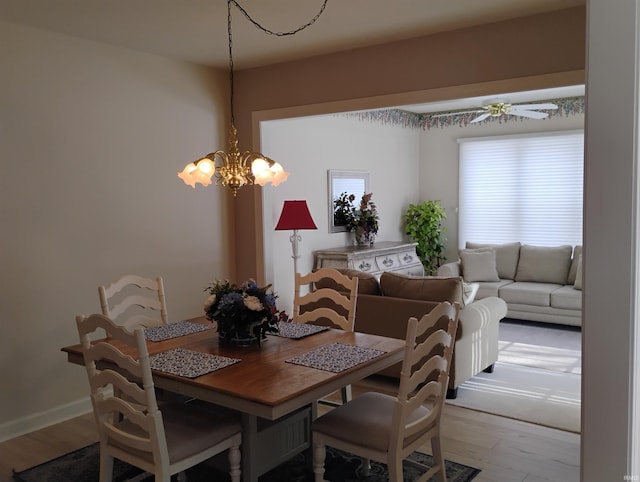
[{"xmin": 0, "ymin": 376, "xmax": 579, "ymax": 482}]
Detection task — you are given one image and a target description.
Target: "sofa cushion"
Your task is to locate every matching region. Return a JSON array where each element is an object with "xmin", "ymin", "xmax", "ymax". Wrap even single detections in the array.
[
  {"xmin": 379, "ymin": 272, "xmax": 463, "ymax": 304},
  {"xmin": 474, "ymin": 280, "xmax": 515, "ymax": 299},
  {"xmin": 315, "ymin": 268, "xmax": 381, "ymax": 295},
  {"xmin": 459, "ymin": 248, "xmax": 500, "ymax": 282},
  {"xmin": 466, "ymin": 241, "xmax": 521, "ymax": 280},
  {"xmin": 573, "ymin": 255, "xmax": 583, "ymax": 290},
  {"xmin": 567, "ymin": 246, "xmax": 583, "ymax": 285},
  {"xmin": 551, "ymin": 285, "xmax": 582, "ymax": 310},
  {"xmin": 499, "ymin": 282, "xmax": 562, "ymax": 307},
  {"xmin": 514, "ymin": 244, "xmax": 573, "ymax": 284}
]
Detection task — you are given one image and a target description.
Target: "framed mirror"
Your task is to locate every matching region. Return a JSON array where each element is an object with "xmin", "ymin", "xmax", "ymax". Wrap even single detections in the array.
[{"xmin": 328, "ymin": 170, "xmax": 370, "ymax": 233}]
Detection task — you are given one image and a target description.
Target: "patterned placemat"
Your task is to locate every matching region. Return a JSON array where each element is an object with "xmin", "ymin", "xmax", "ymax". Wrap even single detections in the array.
[
  {"xmin": 149, "ymin": 348, "xmax": 240, "ymax": 378},
  {"xmin": 286, "ymin": 342, "xmax": 387, "ymax": 373},
  {"xmin": 144, "ymin": 320, "xmax": 213, "ymax": 342},
  {"xmin": 269, "ymin": 321, "xmax": 330, "ymax": 339}
]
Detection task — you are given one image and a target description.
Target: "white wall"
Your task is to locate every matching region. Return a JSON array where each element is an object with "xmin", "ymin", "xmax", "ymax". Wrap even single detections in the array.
[
  {"xmin": 419, "ymin": 113, "xmax": 584, "ymax": 262},
  {"xmin": 0, "ymin": 22, "xmax": 231, "ymax": 440},
  {"xmin": 261, "ymin": 114, "xmax": 420, "ymax": 314}
]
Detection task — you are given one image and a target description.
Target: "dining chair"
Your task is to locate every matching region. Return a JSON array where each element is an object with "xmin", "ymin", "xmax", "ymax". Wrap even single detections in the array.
[
  {"xmin": 99, "ymin": 274, "xmax": 168, "ymax": 330},
  {"xmin": 76, "ymin": 313, "xmax": 242, "ymax": 482},
  {"xmin": 293, "ymin": 268, "xmax": 359, "ymax": 406},
  {"xmin": 311, "ymin": 301, "xmax": 460, "ymax": 482}
]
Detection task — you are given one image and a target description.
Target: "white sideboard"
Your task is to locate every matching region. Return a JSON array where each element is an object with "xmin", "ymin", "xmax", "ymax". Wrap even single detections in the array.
[{"xmin": 313, "ymin": 241, "xmax": 424, "ymax": 278}]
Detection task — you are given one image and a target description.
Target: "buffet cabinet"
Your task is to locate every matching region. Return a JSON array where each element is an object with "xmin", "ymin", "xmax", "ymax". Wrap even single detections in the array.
[{"xmin": 313, "ymin": 241, "xmax": 424, "ymax": 278}]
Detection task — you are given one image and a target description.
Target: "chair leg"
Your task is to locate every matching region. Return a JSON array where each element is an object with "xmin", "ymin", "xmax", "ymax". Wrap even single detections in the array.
[
  {"xmin": 341, "ymin": 384, "xmax": 352, "ymax": 403},
  {"xmin": 431, "ymin": 434, "xmax": 447, "ymax": 482},
  {"xmin": 312, "ymin": 442, "xmax": 326, "ymax": 482},
  {"xmin": 387, "ymin": 457, "xmax": 403, "ymax": 482},
  {"xmin": 358, "ymin": 457, "xmax": 371, "ymax": 476},
  {"xmin": 446, "ymin": 387, "xmax": 458, "ymax": 399},
  {"xmin": 98, "ymin": 450, "xmax": 114, "ymax": 482},
  {"xmin": 228, "ymin": 443, "xmax": 241, "ymax": 482}
]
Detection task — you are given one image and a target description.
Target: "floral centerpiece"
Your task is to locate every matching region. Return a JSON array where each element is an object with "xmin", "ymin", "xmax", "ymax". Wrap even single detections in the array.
[
  {"xmin": 334, "ymin": 192, "xmax": 379, "ymax": 246},
  {"xmin": 203, "ymin": 279, "xmax": 285, "ymax": 346}
]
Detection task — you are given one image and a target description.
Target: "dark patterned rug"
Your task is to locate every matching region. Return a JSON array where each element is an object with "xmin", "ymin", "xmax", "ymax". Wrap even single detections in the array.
[{"xmin": 12, "ymin": 442, "xmax": 480, "ymax": 482}]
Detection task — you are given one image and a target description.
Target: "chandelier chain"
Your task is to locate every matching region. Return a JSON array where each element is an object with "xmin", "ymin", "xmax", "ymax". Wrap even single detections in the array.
[
  {"xmin": 229, "ymin": 0, "xmax": 329, "ymax": 37},
  {"xmin": 227, "ymin": 0, "xmax": 328, "ymax": 127}
]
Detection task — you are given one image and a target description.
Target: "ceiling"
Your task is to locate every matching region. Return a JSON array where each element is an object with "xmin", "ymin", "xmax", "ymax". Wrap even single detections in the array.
[{"xmin": 0, "ymin": 0, "xmax": 586, "ymax": 112}]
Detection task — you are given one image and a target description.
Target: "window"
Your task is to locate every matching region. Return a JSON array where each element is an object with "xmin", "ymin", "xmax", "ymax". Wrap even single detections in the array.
[{"xmin": 458, "ymin": 131, "xmax": 584, "ymax": 248}]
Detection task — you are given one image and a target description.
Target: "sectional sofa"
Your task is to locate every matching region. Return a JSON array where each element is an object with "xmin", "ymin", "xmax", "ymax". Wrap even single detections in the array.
[{"xmin": 437, "ymin": 242, "xmax": 582, "ymax": 326}]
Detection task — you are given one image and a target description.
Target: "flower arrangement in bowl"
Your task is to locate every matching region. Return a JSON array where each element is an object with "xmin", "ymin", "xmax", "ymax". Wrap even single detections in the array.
[
  {"xmin": 334, "ymin": 192, "xmax": 379, "ymax": 246},
  {"xmin": 203, "ymin": 279, "xmax": 286, "ymax": 346}
]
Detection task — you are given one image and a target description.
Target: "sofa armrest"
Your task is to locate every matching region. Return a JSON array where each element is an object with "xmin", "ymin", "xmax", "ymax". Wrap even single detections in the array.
[
  {"xmin": 458, "ymin": 296, "xmax": 507, "ymax": 337},
  {"xmin": 437, "ymin": 261, "xmax": 461, "ymax": 277}
]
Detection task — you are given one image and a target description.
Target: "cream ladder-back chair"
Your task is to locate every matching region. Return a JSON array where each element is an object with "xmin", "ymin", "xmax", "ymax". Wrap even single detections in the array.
[
  {"xmin": 76, "ymin": 313, "xmax": 242, "ymax": 482},
  {"xmin": 311, "ymin": 301, "xmax": 460, "ymax": 482},
  {"xmin": 99, "ymin": 274, "xmax": 168, "ymax": 330},
  {"xmin": 293, "ymin": 268, "xmax": 359, "ymax": 406}
]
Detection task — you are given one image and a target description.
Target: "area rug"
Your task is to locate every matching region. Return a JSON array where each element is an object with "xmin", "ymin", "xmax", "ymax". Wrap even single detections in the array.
[
  {"xmin": 499, "ymin": 319, "xmax": 582, "ymax": 375},
  {"xmin": 447, "ymin": 361, "xmax": 581, "ymax": 433},
  {"xmin": 12, "ymin": 442, "xmax": 480, "ymax": 482}
]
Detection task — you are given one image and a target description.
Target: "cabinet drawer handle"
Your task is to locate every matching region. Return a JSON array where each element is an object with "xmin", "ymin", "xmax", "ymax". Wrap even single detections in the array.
[
  {"xmin": 403, "ymin": 254, "xmax": 414, "ymax": 263},
  {"xmin": 358, "ymin": 261, "xmax": 372, "ymax": 271},
  {"xmin": 382, "ymin": 257, "xmax": 394, "ymax": 267}
]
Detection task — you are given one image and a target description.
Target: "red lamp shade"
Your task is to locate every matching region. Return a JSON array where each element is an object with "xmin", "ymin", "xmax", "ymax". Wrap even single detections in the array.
[{"xmin": 275, "ymin": 200, "xmax": 317, "ymax": 230}]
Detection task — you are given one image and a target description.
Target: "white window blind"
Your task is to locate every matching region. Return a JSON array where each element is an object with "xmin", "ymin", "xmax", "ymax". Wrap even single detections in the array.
[{"xmin": 458, "ymin": 131, "xmax": 584, "ymax": 248}]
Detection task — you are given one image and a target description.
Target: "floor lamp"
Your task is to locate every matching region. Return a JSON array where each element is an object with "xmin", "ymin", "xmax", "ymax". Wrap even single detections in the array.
[{"xmin": 275, "ymin": 200, "xmax": 317, "ymax": 275}]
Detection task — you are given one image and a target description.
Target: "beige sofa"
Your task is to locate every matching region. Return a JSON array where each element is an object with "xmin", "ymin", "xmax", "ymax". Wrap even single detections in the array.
[
  {"xmin": 315, "ymin": 269, "xmax": 507, "ymax": 399},
  {"xmin": 438, "ymin": 242, "xmax": 582, "ymax": 326}
]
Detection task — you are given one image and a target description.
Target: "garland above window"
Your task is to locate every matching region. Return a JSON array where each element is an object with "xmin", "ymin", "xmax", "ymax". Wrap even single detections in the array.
[{"xmin": 343, "ymin": 96, "xmax": 584, "ymax": 131}]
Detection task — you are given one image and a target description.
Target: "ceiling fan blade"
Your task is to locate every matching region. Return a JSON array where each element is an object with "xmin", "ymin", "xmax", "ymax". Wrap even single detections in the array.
[
  {"xmin": 510, "ymin": 109, "xmax": 549, "ymax": 119},
  {"xmin": 513, "ymin": 103, "xmax": 558, "ymax": 110},
  {"xmin": 470, "ymin": 112, "xmax": 492, "ymax": 123}
]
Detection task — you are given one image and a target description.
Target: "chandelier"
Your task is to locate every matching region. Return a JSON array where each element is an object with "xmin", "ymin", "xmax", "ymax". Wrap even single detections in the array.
[{"xmin": 179, "ymin": 0, "xmax": 327, "ymax": 196}]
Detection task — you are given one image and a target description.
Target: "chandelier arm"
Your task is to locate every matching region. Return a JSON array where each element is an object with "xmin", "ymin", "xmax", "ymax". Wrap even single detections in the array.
[{"xmin": 229, "ymin": 0, "xmax": 328, "ymax": 37}]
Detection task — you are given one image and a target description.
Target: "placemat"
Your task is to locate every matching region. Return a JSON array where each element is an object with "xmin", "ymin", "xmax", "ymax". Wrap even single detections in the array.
[
  {"xmin": 286, "ymin": 342, "xmax": 386, "ymax": 373},
  {"xmin": 269, "ymin": 321, "xmax": 330, "ymax": 339},
  {"xmin": 149, "ymin": 348, "xmax": 240, "ymax": 378},
  {"xmin": 144, "ymin": 320, "xmax": 212, "ymax": 342}
]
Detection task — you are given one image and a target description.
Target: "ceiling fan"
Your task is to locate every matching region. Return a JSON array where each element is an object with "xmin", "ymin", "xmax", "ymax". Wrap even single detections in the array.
[{"xmin": 434, "ymin": 100, "xmax": 558, "ymax": 123}]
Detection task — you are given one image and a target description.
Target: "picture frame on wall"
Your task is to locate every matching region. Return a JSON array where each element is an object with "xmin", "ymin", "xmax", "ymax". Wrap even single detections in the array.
[{"xmin": 328, "ymin": 170, "xmax": 370, "ymax": 233}]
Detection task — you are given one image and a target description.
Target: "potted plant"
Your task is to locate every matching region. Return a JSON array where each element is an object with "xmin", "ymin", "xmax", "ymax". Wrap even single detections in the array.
[
  {"xmin": 334, "ymin": 192, "xmax": 379, "ymax": 246},
  {"xmin": 404, "ymin": 200, "xmax": 447, "ymax": 274}
]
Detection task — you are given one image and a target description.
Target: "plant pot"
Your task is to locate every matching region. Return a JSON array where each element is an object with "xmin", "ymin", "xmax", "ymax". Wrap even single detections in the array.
[{"xmin": 354, "ymin": 227, "xmax": 375, "ymax": 247}]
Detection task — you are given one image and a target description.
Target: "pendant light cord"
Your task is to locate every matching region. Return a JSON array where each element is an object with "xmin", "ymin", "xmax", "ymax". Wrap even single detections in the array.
[{"xmin": 227, "ymin": 0, "xmax": 329, "ymax": 127}]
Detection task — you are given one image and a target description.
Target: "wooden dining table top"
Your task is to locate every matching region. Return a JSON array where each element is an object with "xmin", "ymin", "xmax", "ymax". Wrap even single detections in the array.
[{"xmin": 62, "ymin": 317, "xmax": 405, "ymax": 420}]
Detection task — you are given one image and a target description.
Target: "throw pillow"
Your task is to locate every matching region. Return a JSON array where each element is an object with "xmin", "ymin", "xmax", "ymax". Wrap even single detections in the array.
[
  {"xmin": 459, "ymin": 248, "xmax": 500, "ymax": 282},
  {"xmin": 574, "ymin": 255, "xmax": 583, "ymax": 290},
  {"xmin": 466, "ymin": 241, "xmax": 521, "ymax": 279},
  {"xmin": 462, "ymin": 282, "xmax": 480, "ymax": 306},
  {"xmin": 567, "ymin": 245, "xmax": 583, "ymax": 285},
  {"xmin": 514, "ymin": 244, "xmax": 573, "ymax": 284},
  {"xmin": 379, "ymin": 271, "xmax": 463, "ymax": 304}
]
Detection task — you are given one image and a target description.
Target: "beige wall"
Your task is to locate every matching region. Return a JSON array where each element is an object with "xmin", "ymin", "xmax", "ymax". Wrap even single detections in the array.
[
  {"xmin": 0, "ymin": 21, "xmax": 231, "ymax": 439},
  {"xmin": 233, "ymin": 6, "xmax": 586, "ymax": 282}
]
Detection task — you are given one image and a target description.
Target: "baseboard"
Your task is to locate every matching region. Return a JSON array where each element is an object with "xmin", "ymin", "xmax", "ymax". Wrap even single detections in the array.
[{"xmin": 0, "ymin": 396, "xmax": 92, "ymax": 443}]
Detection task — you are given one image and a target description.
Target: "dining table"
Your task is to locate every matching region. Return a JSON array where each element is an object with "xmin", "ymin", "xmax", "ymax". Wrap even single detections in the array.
[{"xmin": 62, "ymin": 316, "xmax": 405, "ymax": 482}]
